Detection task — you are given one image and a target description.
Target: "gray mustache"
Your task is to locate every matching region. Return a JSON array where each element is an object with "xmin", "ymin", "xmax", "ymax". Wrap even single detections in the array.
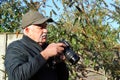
[{"xmin": 41, "ymin": 33, "xmax": 47, "ymax": 37}]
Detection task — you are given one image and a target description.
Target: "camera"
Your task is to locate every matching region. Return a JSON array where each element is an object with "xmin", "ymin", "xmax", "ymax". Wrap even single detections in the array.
[{"xmin": 59, "ymin": 39, "xmax": 80, "ymax": 65}]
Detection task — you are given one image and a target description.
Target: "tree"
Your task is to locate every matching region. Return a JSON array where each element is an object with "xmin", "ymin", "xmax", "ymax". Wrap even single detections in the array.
[
  {"xmin": 109, "ymin": 0, "xmax": 120, "ymax": 25},
  {"xmin": 0, "ymin": 0, "xmax": 120, "ymax": 80},
  {"xmin": 0, "ymin": 0, "xmax": 27, "ymax": 32},
  {"xmin": 48, "ymin": 0, "xmax": 120, "ymax": 80},
  {"xmin": 0, "ymin": 0, "xmax": 43, "ymax": 32}
]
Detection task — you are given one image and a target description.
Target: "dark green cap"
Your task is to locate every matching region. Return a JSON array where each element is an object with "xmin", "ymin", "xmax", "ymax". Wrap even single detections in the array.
[{"xmin": 21, "ymin": 10, "xmax": 53, "ymax": 28}]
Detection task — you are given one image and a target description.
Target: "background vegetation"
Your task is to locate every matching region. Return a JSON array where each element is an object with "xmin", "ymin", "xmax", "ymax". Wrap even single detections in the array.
[{"xmin": 0, "ymin": 0, "xmax": 120, "ymax": 80}]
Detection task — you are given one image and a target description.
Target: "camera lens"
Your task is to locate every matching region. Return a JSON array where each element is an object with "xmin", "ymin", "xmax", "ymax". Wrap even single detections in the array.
[
  {"xmin": 65, "ymin": 48, "xmax": 80, "ymax": 65},
  {"xmin": 59, "ymin": 39, "xmax": 80, "ymax": 65},
  {"xmin": 69, "ymin": 54, "xmax": 80, "ymax": 65}
]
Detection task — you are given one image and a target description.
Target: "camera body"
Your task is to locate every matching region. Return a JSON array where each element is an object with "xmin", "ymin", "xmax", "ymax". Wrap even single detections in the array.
[{"xmin": 59, "ymin": 39, "xmax": 80, "ymax": 65}]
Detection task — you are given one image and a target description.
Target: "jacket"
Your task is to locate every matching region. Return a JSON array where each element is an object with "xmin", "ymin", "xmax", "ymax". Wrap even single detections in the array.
[{"xmin": 4, "ymin": 35, "xmax": 69, "ymax": 80}]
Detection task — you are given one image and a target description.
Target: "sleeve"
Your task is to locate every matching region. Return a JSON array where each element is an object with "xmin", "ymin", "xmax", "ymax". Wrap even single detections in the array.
[
  {"xmin": 56, "ymin": 62, "xmax": 69, "ymax": 80},
  {"xmin": 4, "ymin": 45, "xmax": 46, "ymax": 80}
]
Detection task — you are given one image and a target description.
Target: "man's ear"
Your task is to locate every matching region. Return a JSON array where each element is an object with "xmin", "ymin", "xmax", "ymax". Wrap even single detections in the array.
[
  {"xmin": 23, "ymin": 27, "xmax": 30, "ymax": 35},
  {"xmin": 24, "ymin": 27, "xmax": 29, "ymax": 33}
]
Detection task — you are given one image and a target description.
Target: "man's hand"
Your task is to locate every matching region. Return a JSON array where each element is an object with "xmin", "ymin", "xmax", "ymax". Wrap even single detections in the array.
[{"xmin": 41, "ymin": 43, "xmax": 66, "ymax": 60}]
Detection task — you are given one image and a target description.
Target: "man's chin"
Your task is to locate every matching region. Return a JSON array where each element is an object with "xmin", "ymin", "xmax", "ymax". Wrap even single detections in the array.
[
  {"xmin": 42, "ymin": 38, "xmax": 47, "ymax": 42},
  {"xmin": 41, "ymin": 39, "xmax": 47, "ymax": 44},
  {"xmin": 38, "ymin": 42, "xmax": 45, "ymax": 46},
  {"xmin": 38, "ymin": 38, "xmax": 47, "ymax": 45}
]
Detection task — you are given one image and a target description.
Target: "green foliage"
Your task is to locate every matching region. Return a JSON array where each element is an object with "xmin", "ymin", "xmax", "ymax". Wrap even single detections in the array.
[
  {"xmin": 49, "ymin": 0, "xmax": 120, "ymax": 80},
  {"xmin": 0, "ymin": 0, "xmax": 28, "ymax": 32},
  {"xmin": 0, "ymin": 0, "xmax": 120, "ymax": 80},
  {"xmin": 109, "ymin": 1, "xmax": 120, "ymax": 25}
]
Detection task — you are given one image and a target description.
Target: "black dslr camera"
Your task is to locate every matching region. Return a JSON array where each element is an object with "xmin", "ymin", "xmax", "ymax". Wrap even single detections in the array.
[{"xmin": 59, "ymin": 39, "xmax": 80, "ymax": 65}]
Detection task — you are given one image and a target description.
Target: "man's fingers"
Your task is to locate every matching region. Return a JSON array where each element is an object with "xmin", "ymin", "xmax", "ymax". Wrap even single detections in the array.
[{"xmin": 56, "ymin": 43, "xmax": 66, "ymax": 47}]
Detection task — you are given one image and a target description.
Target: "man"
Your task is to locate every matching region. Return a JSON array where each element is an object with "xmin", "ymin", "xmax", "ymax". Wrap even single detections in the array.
[{"xmin": 4, "ymin": 10, "xmax": 69, "ymax": 80}]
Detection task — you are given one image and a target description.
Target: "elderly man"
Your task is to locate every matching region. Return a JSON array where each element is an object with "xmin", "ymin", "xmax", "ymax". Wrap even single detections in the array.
[{"xmin": 4, "ymin": 10, "xmax": 69, "ymax": 80}]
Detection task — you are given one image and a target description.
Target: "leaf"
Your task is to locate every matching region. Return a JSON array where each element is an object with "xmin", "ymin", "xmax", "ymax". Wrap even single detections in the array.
[
  {"xmin": 50, "ymin": 11, "xmax": 52, "ymax": 17},
  {"xmin": 73, "ymin": 18, "xmax": 78, "ymax": 26},
  {"xmin": 75, "ymin": 6, "xmax": 83, "ymax": 13},
  {"xmin": 52, "ymin": 9, "xmax": 57, "ymax": 15},
  {"xmin": 52, "ymin": 0, "xmax": 60, "ymax": 10}
]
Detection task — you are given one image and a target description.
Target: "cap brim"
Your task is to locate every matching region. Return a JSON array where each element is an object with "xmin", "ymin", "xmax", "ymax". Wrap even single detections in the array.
[{"xmin": 33, "ymin": 18, "xmax": 54, "ymax": 25}]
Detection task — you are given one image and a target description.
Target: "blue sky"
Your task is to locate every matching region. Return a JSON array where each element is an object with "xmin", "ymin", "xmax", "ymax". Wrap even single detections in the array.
[
  {"xmin": 41, "ymin": 0, "xmax": 119, "ymax": 29},
  {"xmin": 42, "ymin": 0, "xmax": 63, "ymax": 21},
  {"xmin": 105, "ymin": 0, "xmax": 119, "ymax": 29},
  {"xmin": 1, "ymin": 0, "xmax": 118, "ymax": 29}
]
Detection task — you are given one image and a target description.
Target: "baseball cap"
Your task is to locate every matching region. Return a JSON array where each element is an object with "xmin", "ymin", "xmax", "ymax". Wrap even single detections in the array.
[{"xmin": 21, "ymin": 10, "xmax": 53, "ymax": 28}]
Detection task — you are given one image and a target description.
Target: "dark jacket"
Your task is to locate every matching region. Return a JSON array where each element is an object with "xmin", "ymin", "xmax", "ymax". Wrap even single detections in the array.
[{"xmin": 4, "ymin": 35, "xmax": 69, "ymax": 80}]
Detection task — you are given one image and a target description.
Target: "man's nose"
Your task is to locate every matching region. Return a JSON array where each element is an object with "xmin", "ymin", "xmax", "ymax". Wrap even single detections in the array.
[{"xmin": 43, "ymin": 28, "xmax": 47, "ymax": 33}]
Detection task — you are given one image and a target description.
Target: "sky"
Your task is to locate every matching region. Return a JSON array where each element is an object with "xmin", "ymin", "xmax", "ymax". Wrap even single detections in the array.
[
  {"xmin": 43, "ymin": 0, "xmax": 120, "ymax": 43},
  {"xmin": 41, "ymin": 0, "xmax": 119, "ymax": 29},
  {"xmin": 105, "ymin": 0, "xmax": 119, "ymax": 29},
  {"xmin": 0, "ymin": 0, "xmax": 119, "ymax": 29},
  {"xmin": 42, "ymin": 0, "xmax": 63, "ymax": 21}
]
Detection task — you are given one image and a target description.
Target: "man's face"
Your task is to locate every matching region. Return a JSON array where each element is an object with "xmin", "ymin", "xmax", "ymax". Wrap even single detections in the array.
[{"xmin": 27, "ymin": 23, "xmax": 48, "ymax": 45}]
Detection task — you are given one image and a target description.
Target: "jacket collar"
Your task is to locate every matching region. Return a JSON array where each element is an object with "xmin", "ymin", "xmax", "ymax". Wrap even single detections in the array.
[{"xmin": 21, "ymin": 35, "xmax": 43, "ymax": 52}]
